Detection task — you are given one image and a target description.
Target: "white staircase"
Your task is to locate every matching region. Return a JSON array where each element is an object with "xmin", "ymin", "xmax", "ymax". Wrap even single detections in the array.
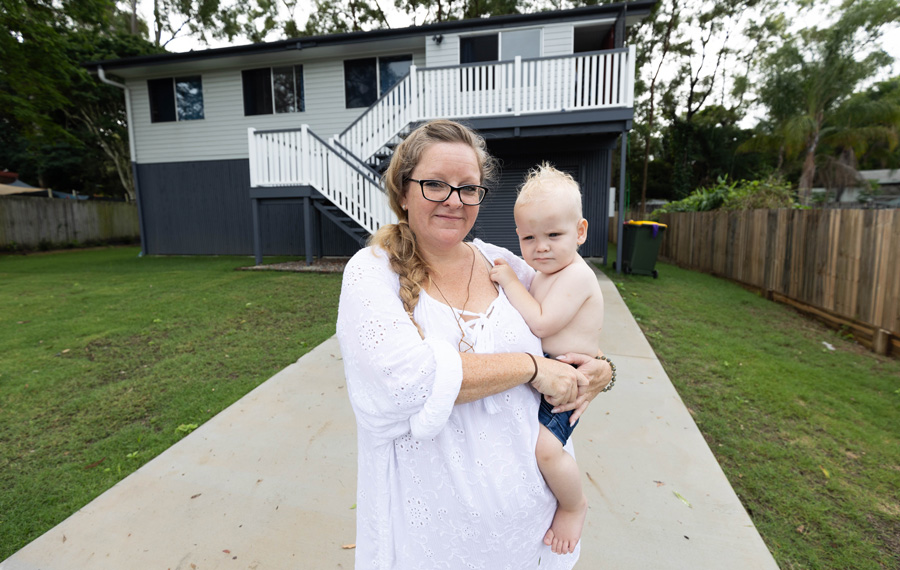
[{"xmin": 248, "ymin": 46, "xmax": 637, "ymax": 242}]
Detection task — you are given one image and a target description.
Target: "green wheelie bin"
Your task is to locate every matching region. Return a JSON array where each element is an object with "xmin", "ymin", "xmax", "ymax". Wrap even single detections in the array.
[{"xmin": 617, "ymin": 220, "xmax": 667, "ymax": 278}]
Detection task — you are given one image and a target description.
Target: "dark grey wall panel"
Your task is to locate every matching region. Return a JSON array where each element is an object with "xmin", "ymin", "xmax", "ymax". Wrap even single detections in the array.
[{"xmin": 136, "ymin": 159, "xmax": 359, "ymax": 256}]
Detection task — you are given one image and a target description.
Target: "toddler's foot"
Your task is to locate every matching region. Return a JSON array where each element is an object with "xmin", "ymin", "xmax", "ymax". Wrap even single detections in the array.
[{"xmin": 542, "ymin": 496, "xmax": 587, "ymax": 555}]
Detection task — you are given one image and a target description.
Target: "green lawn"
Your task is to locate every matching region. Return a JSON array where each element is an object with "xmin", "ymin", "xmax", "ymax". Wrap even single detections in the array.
[
  {"xmin": 598, "ymin": 253, "xmax": 900, "ymax": 570},
  {"xmin": 0, "ymin": 247, "xmax": 343, "ymax": 560}
]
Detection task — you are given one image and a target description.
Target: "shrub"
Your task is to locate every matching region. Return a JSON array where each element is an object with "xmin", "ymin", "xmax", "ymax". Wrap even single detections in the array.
[{"xmin": 652, "ymin": 176, "xmax": 801, "ymax": 219}]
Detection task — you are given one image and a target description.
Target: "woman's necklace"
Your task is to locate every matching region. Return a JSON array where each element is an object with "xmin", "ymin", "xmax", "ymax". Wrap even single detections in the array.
[{"xmin": 431, "ymin": 243, "xmax": 477, "ymax": 353}]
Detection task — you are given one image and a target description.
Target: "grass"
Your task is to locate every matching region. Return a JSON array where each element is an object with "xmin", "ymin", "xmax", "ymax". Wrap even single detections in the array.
[
  {"xmin": 0, "ymin": 247, "xmax": 343, "ymax": 561},
  {"xmin": 598, "ymin": 250, "xmax": 900, "ymax": 570}
]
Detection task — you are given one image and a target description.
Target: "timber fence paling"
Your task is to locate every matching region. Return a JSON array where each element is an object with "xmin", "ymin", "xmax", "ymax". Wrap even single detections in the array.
[
  {"xmin": 0, "ymin": 196, "xmax": 139, "ymax": 250},
  {"xmin": 656, "ymin": 209, "xmax": 900, "ymax": 355}
]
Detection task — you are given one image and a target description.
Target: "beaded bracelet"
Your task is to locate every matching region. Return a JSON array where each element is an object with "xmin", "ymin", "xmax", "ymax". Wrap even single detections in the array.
[{"xmin": 597, "ymin": 355, "xmax": 616, "ymax": 392}]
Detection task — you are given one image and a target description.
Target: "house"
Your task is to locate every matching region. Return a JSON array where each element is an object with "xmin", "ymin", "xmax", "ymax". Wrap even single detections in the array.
[{"xmin": 84, "ymin": 1, "xmax": 655, "ymax": 263}]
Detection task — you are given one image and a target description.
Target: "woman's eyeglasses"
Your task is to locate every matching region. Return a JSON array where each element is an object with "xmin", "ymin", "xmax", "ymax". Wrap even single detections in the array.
[{"xmin": 407, "ymin": 179, "xmax": 489, "ymax": 206}]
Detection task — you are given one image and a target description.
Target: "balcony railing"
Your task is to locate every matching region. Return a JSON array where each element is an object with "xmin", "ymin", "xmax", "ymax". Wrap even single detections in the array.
[{"xmin": 339, "ymin": 46, "xmax": 636, "ymax": 162}]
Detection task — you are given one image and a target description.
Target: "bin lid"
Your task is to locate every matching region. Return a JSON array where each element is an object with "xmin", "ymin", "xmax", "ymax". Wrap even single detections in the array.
[{"xmin": 625, "ymin": 220, "xmax": 668, "ymax": 228}]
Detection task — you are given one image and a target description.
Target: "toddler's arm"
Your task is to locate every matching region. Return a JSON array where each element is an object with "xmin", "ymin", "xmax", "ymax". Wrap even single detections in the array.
[{"xmin": 491, "ymin": 259, "xmax": 592, "ymax": 339}]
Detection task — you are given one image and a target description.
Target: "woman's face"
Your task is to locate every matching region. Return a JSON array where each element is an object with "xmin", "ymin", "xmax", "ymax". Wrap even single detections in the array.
[{"xmin": 402, "ymin": 142, "xmax": 482, "ymax": 253}]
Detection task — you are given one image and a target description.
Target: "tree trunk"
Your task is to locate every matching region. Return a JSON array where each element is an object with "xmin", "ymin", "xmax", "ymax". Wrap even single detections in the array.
[{"xmin": 798, "ymin": 139, "xmax": 818, "ymax": 205}]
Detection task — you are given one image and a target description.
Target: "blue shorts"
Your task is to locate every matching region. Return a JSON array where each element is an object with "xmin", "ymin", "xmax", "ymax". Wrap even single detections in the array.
[
  {"xmin": 537, "ymin": 354, "xmax": 579, "ymax": 444},
  {"xmin": 538, "ymin": 397, "xmax": 578, "ymax": 444}
]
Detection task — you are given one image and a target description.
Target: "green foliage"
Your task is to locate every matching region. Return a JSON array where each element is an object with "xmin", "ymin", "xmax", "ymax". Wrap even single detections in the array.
[
  {"xmin": 395, "ymin": 0, "xmax": 521, "ymax": 24},
  {"xmin": 0, "ymin": 1, "xmax": 162, "ymax": 197},
  {"xmin": 722, "ymin": 177, "xmax": 798, "ymax": 210},
  {"xmin": 750, "ymin": 0, "xmax": 898, "ymax": 202},
  {"xmin": 653, "ymin": 175, "xmax": 799, "ymax": 216}
]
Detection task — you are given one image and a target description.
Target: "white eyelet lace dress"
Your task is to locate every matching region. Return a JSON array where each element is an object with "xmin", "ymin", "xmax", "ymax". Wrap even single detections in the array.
[{"xmin": 336, "ymin": 239, "xmax": 579, "ymax": 570}]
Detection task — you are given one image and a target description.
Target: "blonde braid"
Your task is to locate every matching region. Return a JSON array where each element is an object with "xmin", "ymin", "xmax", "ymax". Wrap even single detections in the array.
[{"xmin": 371, "ymin": 221, "xmax": 429, "ymax": 338}]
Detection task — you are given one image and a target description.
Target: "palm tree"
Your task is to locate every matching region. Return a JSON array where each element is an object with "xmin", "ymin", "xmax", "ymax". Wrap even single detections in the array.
[{"xmin": 752, "ymin": 0, "xmax": 898, "ymax": 204}]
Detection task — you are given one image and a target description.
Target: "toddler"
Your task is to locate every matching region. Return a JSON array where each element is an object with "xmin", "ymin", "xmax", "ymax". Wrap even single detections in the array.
[{"xmin": 490, "ymin": 163, "xmax": 604, "ymax": 555}]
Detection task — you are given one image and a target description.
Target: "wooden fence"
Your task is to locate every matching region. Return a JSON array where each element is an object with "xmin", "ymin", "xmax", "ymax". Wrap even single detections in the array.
[
  {"xmin": 0, "ymin": 196, "xmax": 139, "ymax": 250},
  {"xmin": 650, "ymin": 209, "xmax": 899, "ymax": 355}
]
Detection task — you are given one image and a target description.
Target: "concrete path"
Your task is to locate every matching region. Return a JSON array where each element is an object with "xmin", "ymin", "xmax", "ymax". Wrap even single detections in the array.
[{"xmin": 1, "ymin": 265, "xmax": 780, "ymax": 570}]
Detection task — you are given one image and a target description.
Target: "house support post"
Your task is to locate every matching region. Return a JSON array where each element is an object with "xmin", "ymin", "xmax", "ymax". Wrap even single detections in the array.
[
  {"xmin": 303, "ymin": 196, "xmax": 314, "ymax": 266},
  {"xmin": 616, "ymin": 130, "xmax": 628, "ymax": 274},
  {"xmin": 252, "ymin": 198, "xmax": 262, "ymax": 266},
  {"xmin": 316, "ymin": 206, "xmax": 324, "ymax": 259}
]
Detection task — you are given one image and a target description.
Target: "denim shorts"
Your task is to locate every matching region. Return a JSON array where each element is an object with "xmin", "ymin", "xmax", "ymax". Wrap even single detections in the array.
[{"xmin": 538, "ymin": 396, "xmax": 579, "ymax": 445}]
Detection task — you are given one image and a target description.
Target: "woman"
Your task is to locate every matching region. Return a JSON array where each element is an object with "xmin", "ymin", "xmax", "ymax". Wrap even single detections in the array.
[{"xmin": 336, "ymin": 120, "xmax": 613, "ymax": 569}]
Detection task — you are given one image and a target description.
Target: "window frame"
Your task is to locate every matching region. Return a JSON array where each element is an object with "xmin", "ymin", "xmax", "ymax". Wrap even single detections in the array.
[
  {"xmin": 148, "ymin": 76, "xmax": 205, "ymax": 123},
  {"xmin": 343, "ymin": 54, "xmax": 413, "ymax": 109},
  {"xmin": 459, "ymin": 28, "xmax": 543, "ymax": 64},
  {"xmin": 241, "ymin": 65, "xmax": 305, "ymax": 117}
]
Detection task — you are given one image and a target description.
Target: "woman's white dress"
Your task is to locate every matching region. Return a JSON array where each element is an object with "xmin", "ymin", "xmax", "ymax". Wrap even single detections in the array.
[{"xmin": 336, "ymin": 239, "xmax": 579, "ymax": 570}]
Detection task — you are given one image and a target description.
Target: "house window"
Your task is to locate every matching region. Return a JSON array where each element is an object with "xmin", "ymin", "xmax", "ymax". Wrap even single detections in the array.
[
  {"xmin": 242, "ymin": 65, "xmax": 305, "ymax": 116},
  {"xmin": 460, "ymin": 30, "xmax": 542, "ymax": 64},
  {"xmin": 344, "ymin": 55, "xmax": 412, "ymax": 109},
  {"xmin": 148, "ymin": 76, "xmax": 204, "ymax": 123},
  {"xmin": 500, "ymin": 29, "xmax": 541, "ymax": 61}
]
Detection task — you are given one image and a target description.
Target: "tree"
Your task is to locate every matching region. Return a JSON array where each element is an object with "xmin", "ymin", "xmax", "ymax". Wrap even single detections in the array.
[
  {"xmin": 0, "ymin": 0, "xmax": 162, "ymax": 198},
  {"xmin": 632, "ymin": 0, "xmax": 784, "ymax": 201},
  {"xmin": 755, "ymin": 0, "xmax": 898, "ymax": 204},
  {"xmin": 394, "ymin": 0, "xmax": 520, "ymax": 24},
  {"xmin": 303, "ymin": 0, "xmax": 390, "ymax": 34}
]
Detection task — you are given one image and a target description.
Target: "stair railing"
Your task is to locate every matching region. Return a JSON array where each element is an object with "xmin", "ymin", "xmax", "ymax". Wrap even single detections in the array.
[{"xmin": 248, "ymin": 125, "xmax": 396, "ymax": 234}]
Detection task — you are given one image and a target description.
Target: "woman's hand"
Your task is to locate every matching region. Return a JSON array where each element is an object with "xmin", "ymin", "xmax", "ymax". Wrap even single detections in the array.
[
  {"xmin": 530, "ymin": 357, "xmax": 582, "ymax": 408},
  {"xmin": 552, "ymin": 352, "xmax": 613, "ymax": 423}
]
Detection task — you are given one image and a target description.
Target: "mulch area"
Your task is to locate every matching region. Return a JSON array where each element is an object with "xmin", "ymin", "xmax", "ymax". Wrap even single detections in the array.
[{"xmin": 238, "ymin": 257, "xmax": 350, "ymax": 273}]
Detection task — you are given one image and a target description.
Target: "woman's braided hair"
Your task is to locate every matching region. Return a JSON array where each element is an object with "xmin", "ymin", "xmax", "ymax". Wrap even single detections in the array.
[{"xmin": 370, "ymin": 119, "xmax": 497, "ymax": 337}]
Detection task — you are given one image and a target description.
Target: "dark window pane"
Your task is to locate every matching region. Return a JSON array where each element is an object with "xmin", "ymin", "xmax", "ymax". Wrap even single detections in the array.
[
  {"xmin": 574, "ymin": 24, "xmax": 608, "ymax": 53},
  {"xmin": 460, "ymin": 35, "xmax": 498, "ymax": 64},
  {"xmin": 344, "ymin": 58, "xmax": 377, "ymax": 108},
  {"xmin": 379, "ymin": 55, "xmax": 412, "ymax": 95},
  {"xmin": 175, "ymin": 76, "xmax": 204, "ymax": 121},
  {"xmin": 273, "ymin": 66, "xmax": 297, "ymax": 113},
  {"xmin": 148, "ymin": 78, "xmax": 176, "ymax": 123},
  {"xmin": 242, "ymin": 68, "xmax": 273, "ymax": 116}
]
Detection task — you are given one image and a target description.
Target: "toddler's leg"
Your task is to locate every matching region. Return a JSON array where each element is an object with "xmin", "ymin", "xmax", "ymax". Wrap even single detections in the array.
[{"xmin": 535, "ymin": 424, "xmax": 587, "ymax": 555}]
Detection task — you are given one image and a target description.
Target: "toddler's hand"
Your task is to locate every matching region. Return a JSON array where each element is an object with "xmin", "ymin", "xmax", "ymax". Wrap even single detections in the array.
[{"xmin": 490, "ymin": 259, "xmax": 518, "ymax": 287}]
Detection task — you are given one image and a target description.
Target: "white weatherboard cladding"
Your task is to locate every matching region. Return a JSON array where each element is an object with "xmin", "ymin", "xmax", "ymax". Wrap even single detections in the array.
[
  {"xmin": 425, "ymin": 34, "xmax": 460, "ymax": 67},
  {"xmin": 129, "ymin": 50, "xmax": 425, "ymax": 164}
]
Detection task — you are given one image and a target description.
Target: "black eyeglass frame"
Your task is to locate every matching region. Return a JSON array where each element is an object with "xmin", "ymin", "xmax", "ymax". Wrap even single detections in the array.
[{"xmin": 406, "ymin": 178, "xmax": 490, "ymax": 206}]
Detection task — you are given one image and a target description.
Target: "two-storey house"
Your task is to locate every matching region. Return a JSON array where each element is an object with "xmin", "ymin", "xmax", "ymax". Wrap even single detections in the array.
[{"xmin": 86, "ymin": 1, "xmax": 655, "ymax": 264}]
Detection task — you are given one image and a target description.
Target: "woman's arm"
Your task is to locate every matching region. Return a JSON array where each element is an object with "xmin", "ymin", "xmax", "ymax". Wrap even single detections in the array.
[
  {"xmin": 552, "ymin": 352, "xmax": 614, "ymax": 423},
  {"xmin": 457, "ymin": 352, "xmax": 582, "ymax": 406}
]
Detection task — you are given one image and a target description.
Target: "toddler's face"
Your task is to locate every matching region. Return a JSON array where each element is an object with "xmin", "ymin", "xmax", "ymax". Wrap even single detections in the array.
[{"xmin": 514, "ymin": 198, "xmax": 586, "ymax": 275}]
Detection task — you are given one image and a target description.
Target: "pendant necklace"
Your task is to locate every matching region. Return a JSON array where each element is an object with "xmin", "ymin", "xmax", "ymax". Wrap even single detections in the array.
[{"xmin": 432, "ymin": 243, "xmax": 477, "ymax": 353}]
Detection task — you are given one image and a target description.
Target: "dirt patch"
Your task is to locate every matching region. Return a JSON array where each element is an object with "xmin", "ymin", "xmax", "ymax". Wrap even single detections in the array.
[{"xmin": 238, "ymin": 257, "xmax": 349, "ymax": 273}]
